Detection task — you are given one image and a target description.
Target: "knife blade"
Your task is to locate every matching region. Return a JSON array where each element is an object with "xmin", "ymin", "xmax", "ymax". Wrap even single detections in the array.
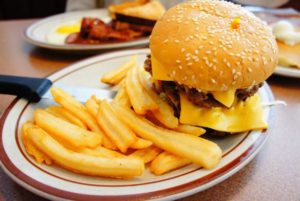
[{"xmin": 0, "ymin": 75, "xmax": 116, "ymax": 102}]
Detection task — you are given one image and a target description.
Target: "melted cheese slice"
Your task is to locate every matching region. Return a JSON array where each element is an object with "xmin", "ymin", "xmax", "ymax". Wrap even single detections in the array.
[
  {"xmin": 151, "ymin": 54, "xmax": 172, "ymax": 81},
  {"xmin": 180, "ymin": 93, "xmax": 267, "ymax": 133},
  {"xmin": 211, "ymin": 90, "xmax": 236, "ymax": 108}
]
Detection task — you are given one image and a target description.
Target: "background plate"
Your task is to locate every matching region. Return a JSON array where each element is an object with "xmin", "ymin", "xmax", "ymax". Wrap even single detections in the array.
[
  {"xmin": 274, "ymin": 65, "xmax": 300, "ymax": 78},
  {"xmin": 0, "ymin": 49, "xmax": 275, "ymax": 201},
  {"xmin": 24, "ymin": 9, "xmax": 149, "ymax": 52}
]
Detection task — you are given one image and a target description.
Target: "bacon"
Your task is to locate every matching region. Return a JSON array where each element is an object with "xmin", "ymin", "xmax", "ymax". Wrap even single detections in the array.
[{"xmin": 65, "ymin": 17, "xmax": 145, "ymax": 45}]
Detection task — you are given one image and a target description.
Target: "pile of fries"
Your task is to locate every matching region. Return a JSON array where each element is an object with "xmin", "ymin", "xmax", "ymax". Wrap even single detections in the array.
[{"xmin": 21, "ymin": 55, "xmax": 222, "ymax": 179}]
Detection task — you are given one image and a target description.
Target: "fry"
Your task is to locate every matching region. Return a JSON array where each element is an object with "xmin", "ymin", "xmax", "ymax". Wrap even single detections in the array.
[
  {"xmin": 111, "ymin": 103, "xmax": 222, "ymax": 169},
  {"xmin": 137, "ymin": 68, "xmax": 178, "ymax": 128},
  {"xmin": 150, "ymin": 151, "xmax": 191, "ymax": 175},
  {"xmin": 45, "ymin": 106, "xmax": 87, "ymax": 129},
  {"xmin": 34, "ymin": 109, "xmax": 101, "ymax": 149},
  {"xmin": 85, "ymin": 96, "xmax": 100, "ymax": 118},
  {"xmin": 101, "ymin": 55, "xmax": 137, "ymax": 85},
  {"xmin": 175, "ymin": 124, "xmax": 206, "ymax": 136},
  {"xmin": 97, "ymin": 100, "xmax": 137, "ymax": 153},
  {"xmin": 26, "ymin": 126, "xmax": 144, "ymax": 178},
  {"xmin": 113, "ymin": 84, "xmax": 131, "ymax": 107},
  {"xmin": 79, "ymin": 147, "xmax": 125, "ymax": 158},
  {"xmin": 22, "ymin": 121, "xmax": 52, "ymax": 164},
  {"xmin": 130, "ymin": 146, "xmax": 162, "ymax": 164},
  {"xmin": 130, "ymin": 137, "xmax": 153, "ymax": 149},
  {"xmin": 126, "ymin": 67, "xmax": 158, "ymax": 114},
  {"xmin": 51, "ymin": 87, "xmax": 117, "ymax": 150}
]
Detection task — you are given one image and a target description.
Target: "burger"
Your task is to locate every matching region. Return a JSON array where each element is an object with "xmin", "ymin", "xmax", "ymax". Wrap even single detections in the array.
[
  {"xmin": 145, "ymin": 0, "xmax": 278, "ymax": 136},
  {"xmin": 66, "ymin": 0, "xmax": 165, "ymax": 44}
]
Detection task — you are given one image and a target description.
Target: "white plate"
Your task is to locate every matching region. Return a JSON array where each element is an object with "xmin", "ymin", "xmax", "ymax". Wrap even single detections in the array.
[
  {"xmin": 24, "ymin": 9, "xmax": 149, "ymax": 52},
  {"xmin": 0, "ymin": 49, "xmax": 275, "ymax": 201},
  {"xmin": 274, "ymin": 65, "xmax": 300, "ymax": 78}
]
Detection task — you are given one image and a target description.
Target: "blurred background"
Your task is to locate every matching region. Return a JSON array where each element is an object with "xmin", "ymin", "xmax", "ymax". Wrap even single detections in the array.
[{"xmin": 0, "ymin": 0, "xmax": 299, "ymax": 20}]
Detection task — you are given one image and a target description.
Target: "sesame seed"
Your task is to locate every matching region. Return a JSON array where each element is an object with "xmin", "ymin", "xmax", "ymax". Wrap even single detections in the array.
[
  {"xmin": 175, "ymin": 40, "xmax": 180, "ymax": 43},
  {"xmin": 181, "ymin": 48, "xmax": 185, "ymax": 53},
  {"xmin": 176, "ymin": 60, "xmax": 181, "ymax": 64},
  {"xmin": 163, "ymin": 39, "xmax": 169, "ymax": 43},
  {"xmin": 178, "ymin": 65, "xmax": 183, "ymax": 70},
  {"xmin": 187, "ymin": 62, "xmax": 193, "ymax": 66},
  {"xmin": 172, "ymin": 70, "xmax": 176, "ymax": 77},
  {"xmin": 211, "ymin": 78, "xmax": 216, "ymax": 84},
  {"xmin": 247, "ymin": 67, "xmax": 252, "ymax": 72}
]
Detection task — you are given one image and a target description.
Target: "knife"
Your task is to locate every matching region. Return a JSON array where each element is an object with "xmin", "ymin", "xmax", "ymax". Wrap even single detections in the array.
[{"xmin": 0, "ymin": 75, "xmax": 116, "ymax": 102}]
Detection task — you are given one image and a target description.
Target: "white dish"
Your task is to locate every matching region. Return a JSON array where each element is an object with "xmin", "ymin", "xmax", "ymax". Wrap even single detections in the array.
[
  {"xmin": 24, "ymin": 9, "xmax": 149, "ymax": 52},
  {"xmin": 0, "ymin": 49, "xmax": 275, "ymax": 201},
  {"xmin": 274, "ymin": 65, "xmax": 300, "ymax": 78}
]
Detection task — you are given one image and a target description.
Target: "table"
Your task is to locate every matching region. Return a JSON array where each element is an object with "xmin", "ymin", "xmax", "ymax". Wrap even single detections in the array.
[{"xmin": 0, "ymin": 19, "xmax": 299, "ymax": 201}]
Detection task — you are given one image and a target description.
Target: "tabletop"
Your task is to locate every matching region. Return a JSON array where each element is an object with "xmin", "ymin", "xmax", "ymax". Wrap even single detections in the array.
[{"xmin": 0, "ymin": 19, "xmax": 299, "ymax": 201}]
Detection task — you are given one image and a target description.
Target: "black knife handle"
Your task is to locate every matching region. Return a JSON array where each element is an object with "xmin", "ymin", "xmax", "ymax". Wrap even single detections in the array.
[{"xmin": 0, "ymin": 75, "xmax": 52, "ymax": 102}]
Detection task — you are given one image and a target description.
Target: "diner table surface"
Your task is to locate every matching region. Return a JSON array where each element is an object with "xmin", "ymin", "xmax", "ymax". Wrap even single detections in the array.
[{"xmin": 0, "ymin": 19, "xmax": 299, "ymax": 201}]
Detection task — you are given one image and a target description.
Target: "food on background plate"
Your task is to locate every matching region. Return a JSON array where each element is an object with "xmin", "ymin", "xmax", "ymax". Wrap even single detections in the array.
[
  {"xmin": 271, "ymin": 20, "xmax": 300, "ymax": 68},
  {"xmin": 146, "ymin": 0, "xmax": 278, "ymax": 136},
  {"xmin": 65, "ymin": 0, "xmax": 165, "ymax": 44},
  {"xmin": 109, "ymin": 0, "xmax": 166, "ymax": 34},
  {"xmin": 46, "ymin": 21, "xmax": 81, "ymax": 45}
]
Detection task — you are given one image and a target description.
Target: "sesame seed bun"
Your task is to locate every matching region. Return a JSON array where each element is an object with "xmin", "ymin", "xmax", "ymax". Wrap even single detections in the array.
[{"xmin": 150, "ymin": 0, "xmax": 278, "ymax": 91}]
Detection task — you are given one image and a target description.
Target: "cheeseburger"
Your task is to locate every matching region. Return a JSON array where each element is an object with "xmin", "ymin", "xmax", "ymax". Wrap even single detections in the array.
[{"xmin": 145, "ymin": 0, "xmax": 278, "ymax": 135}]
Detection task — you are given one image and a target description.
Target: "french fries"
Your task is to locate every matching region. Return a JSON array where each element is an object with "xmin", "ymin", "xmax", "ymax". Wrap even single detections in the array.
[
  {"xmin": 51, "ymin": 87, "xmax": 101, "ymax": 132},
  {"xmin": 150, "ymin": 151, "xmax": 191, "ymax": 175},
  {"xmin": 130, "ymin": 137, "xmax": 153, "ymax": 149},
  {"xmin": 175, "ymin": 124, "xmax": 206, "ymax": 136},
  {"xmin": 21, "ymin": 55, "xmax": 224, "ymax": 179},
  {"xmin": 85, "ymin": 96, "xmax": 100, "ymax": 118},
  {"xmin": 22, "ymin": 121, "xmax": 52, "ymax": 164},
  {"xmin": 26, "ymin": 126, "xmax": 144, "ymax": 178},
  {"xmin": 51, "ymin": 87, "xmax": 117, "ymax": 150},
  {"xmin": 113, "ymin": 84, "xmax": 131, "ymax": 107},
  {"xmin": 101, "ymin": 55, "xmax": 137, "ymax": 85},
  {"xmin": 45, "ymin": 106, "xmax": 87, "ymax": 129},
  {"xmin": 34, "ymin": 109, "xmax": 101, "ymax": 149},
  {"xmin": 97, "ymin": 100, "xmax": 137, "ymax": 153},
  {"xmin": 125, "ymin": 67, "xmax": 158, "ymax": 114},
  {"xmin": 79, "ymin": 147, "xmax": 125, "ymax": 158},
  {"xmin": 111, "ymin": 103, "xmax": 222, "ymax": 169},
  {"xmin": 130, "ymin": 146, "xmax": 162, "ymax": 164},
  {"xmin": 137, "ymin": 67, "xmax": 179, "ymax": 128}
]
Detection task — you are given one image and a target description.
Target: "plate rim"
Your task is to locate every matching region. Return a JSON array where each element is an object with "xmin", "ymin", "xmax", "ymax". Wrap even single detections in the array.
[
  {"xmin": 0, "ymin": 49, "xmax": 275, "ymax": 201},
  {"xmin": 24, "ymin": 9, "xmax": 149, "ymax": 51},
  {"xmin": 274, "ymin": 65, "xmax": 300, "ymax": 78}
]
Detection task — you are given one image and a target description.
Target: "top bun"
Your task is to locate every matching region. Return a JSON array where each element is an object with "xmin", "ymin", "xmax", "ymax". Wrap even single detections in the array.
[{"xmin": 150, "ymin": 0, "xmax": 278, "ymax": 91}]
